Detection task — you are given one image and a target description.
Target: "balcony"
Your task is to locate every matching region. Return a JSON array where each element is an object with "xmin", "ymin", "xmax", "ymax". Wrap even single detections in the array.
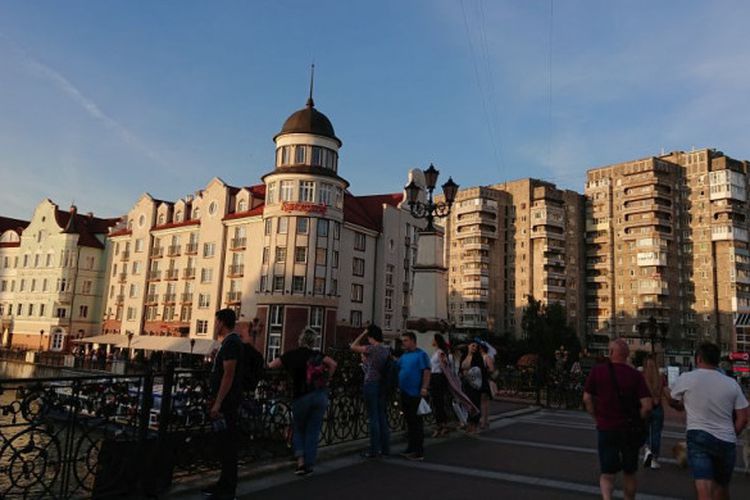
[
  {"xmin": 120, "ymin": 251, "xmax": 130, "ymax": 261},
  {"xmin": 145, "ymin": 294, "xmax": 159, "ymax": 304},
  {"xmin": 147, "ymin": 270, "xmax": 162, "ymax": 281},
  {"xmin": 185, "ymin": 243, "xmax": 199, "ymax": 255},
  {"xmin": 118, "ymin": 272, "xmax": 128, "ymax": 283},
  {"xmin": 183, "ymin": 267, "xmax": 196, "ymax": 280},
  {"xmin": 115, "ymin": 294, "xmax": 125, "ymax": 305},
  {"xmin": 712, "ymin": 225, "xmax": 749, "ymax": 242},
  {"xmin": 230, "ymin": 237, "xmax": 247, "ymax": 250},
  {"xmin": 181, "ymin": 293, "xmax": 194, "ymax": 303},
  {"xmin": 151, "ymin": 247, "xmax": 164, "ymax": 258},
  {"xmin": 530, "ymin": 226, "xmax": 565, "ymax": 240},
  {"xmin": 637, "ymin": 252, "xmax": 667, "ymax": 267},
  {"xmin": 163, "ymin": 293, "xmax": 177, "ymax": 304},
  {"xmin": 227, "ymin": 264, "xmax": 245, "ymax": 277},
  {"xmin": 227, "ymin": 291, "xmax": 242, "ymax": 303},
  {"xmin": 167, "ymin": 245, "xmax": 181, "ymax": 257},
  {"xmin": 165, "ymin": 269, "xmax": 180, "ymax": 280}
]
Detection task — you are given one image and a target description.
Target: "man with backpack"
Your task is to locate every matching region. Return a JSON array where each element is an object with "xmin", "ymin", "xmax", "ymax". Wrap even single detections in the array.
[
  {"xmin": 350, "ymin": 324, "xmax": 392, "ymax": 458},
  {"xmin": 203, "ymin": 309, "xmax": 244, "ymax": 500},
  {"xmin": 398, "ymin": 331, "xmax": 431, "ymax": 461},
  {"xmin": 268, "ymin": 327, "xmax": 337, "ymax": 476},
  {"xmin": 583, "ymin": 338, "xmax": 652, "ymax": 500}
]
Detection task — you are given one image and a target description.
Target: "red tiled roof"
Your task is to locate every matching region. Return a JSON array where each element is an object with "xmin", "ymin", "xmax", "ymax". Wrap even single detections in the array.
[
  {"xmin": 108, "ymin": 228, "xmax": 133, "ymax": 237},
  {"xmin": 0, "ymin": 216, "xmax": 30, "ymax": 235},
  {"xmin": 248, "ymin": 184, "xmax": 266, "ymax": 198},
  {"xmin": 343, "ymin": 193, "xmax": 403, "ymax": 232},
  {"xmin": 223, "ymin": 205, "xmax": 264, "ymax": 221},
  {"xmin": 151, "ymin": 219, "xmax": 201, "ymax": 231},
  {"xmin": 54, "ymin": 210, "xmax": 119, "ymax": 249}
]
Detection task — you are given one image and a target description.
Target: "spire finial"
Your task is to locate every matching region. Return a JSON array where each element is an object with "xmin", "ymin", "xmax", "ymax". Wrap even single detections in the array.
[{"xmin": 307, "ymin": 63, "xmax": 315, "ymax": 107}]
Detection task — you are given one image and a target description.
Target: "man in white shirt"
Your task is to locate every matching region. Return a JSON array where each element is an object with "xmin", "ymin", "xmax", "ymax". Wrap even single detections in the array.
[{"xmin": 669, "ymin": 342, "xmax": 748, "ymax": 500}]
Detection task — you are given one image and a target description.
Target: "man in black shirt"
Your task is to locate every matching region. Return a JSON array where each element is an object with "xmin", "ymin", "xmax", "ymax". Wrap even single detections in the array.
[{"xmin": 204, "ymin": 309, "xmax": 243, "ymax": 500}]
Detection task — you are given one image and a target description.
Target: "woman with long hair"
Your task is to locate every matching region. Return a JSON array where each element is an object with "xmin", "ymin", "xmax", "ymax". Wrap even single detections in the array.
[
  {"xmin": 429, "ymin": 334, "xmax": 452, "ymax": 436},
  {"xmin": 643, "ymin": 356, "xmax": 666, "ymax": 469},
  {"xmin": 461, "ymin": 341, "xmax": 486, "ymax": 434}
]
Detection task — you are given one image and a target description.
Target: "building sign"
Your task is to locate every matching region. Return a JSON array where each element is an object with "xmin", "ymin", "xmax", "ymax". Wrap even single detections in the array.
[
  {"xmin": 729, "ymin": 352, "xmax": 750, "ymax": 361},
  {"xmin": 281, "ymin": 202, "xmax": 327, "ymax": 215}
]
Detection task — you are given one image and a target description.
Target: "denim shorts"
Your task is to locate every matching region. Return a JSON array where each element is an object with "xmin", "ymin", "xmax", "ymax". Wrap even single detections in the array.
[
  {"xmin": 597, "ymin": 430, "xmax": 641, "ymax": 474},
  {"xmin": 686, "ymin": 430, "xmax": 736, "ymax": 485}
]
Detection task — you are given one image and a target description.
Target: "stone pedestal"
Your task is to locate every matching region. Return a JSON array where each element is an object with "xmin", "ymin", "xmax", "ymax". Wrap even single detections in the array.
[{"xmin": 407, "ymin": 230, "xmax": 448, "ymax": 356}]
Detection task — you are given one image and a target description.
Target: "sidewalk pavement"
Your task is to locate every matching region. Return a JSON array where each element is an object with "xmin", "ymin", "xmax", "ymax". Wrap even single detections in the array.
[{"xmin": 167, "ymin": 399, "xmax": 539, "ymax": 498}]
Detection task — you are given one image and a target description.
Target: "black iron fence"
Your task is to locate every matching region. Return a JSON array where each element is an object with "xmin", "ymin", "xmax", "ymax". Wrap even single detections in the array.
[{"xmin": 0, "ymin": 350, "xmax": 584, "ymax": 499}]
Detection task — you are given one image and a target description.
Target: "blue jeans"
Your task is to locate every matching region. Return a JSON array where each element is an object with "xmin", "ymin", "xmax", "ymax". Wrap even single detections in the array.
[
  {"xmin": 363, "ymin": 381, "xmax": 390, "ymax": 455},
  {"xmin": 687, "ymin": 430, "xmax": 737, "ymax": 485},
  {"xmin": 648, "ymin": 404, "xmax": 664, "ymax": 457},
  {"xmin": 291, "ymin": 389, "xmax": 329, "ymax": 467}
]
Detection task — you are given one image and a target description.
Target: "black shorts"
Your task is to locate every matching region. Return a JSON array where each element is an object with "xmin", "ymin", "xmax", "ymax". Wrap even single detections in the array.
[{"xmin": 597, "ymin": 430, "xmax": 641, "ymax": 474}]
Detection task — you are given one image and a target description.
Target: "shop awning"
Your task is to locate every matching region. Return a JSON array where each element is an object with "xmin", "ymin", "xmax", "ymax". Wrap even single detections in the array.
[
  {"xmin": 72, "ymin": 334, "xmax": 128, "ymax": 346},
  {"xmin": 129, "ymin": 336, "xmax": 218, "ymax": 355}
]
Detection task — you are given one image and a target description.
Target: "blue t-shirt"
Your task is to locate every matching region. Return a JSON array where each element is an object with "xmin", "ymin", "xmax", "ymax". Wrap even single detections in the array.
[{"xmin": 397, "ymin": 349, "xmax": 430, "ymax": 397}]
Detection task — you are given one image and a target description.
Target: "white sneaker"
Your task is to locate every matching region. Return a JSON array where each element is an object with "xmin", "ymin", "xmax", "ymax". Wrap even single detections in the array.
[
  {"xmin": 650, "ymin": 459, "xmax": 661, "ymax": 469},
  {"xmin": 643, "ymin": 448, "xmax": 653, "ymax": 467}
]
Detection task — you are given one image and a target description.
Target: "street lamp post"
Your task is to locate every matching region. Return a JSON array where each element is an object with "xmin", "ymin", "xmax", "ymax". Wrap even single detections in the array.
[
  {"xmin": 636, "ymin": 315, "xmax": 669, "ymax": 355},
  {"xmin": 38, "ymin": 330, "xmax": 44, "ymax": 352},
  {"xmin": 404, "ymin": 164, "xmax": 459, "ymax": 231},
  {"xmin": 127, "ymin": 331, "xmax": 134, "ymax": 360}
]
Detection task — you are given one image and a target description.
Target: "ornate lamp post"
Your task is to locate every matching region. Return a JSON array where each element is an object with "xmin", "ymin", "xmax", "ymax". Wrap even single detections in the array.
[
  {"xmin": 404, "ymin": 165, "xmax": 459, "ymax": 354},
  {"xmin": 636, "ymin": 315, "xmax": 669, "ymax": 355},
  {"xmin": 404, "ymin": 164, "xmax": 459, "ymax": 231}
]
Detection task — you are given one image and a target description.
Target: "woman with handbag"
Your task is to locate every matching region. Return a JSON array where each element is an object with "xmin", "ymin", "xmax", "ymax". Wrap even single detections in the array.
[{"xmin": 461, "ymin": 341, "xmax": 486, "ymax": 434}]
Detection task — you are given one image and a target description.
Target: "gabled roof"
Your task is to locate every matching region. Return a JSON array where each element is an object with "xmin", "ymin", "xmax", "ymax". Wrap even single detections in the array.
[
  {"xmin": 54, "ymin": 208, "xmax": 119, "ymax": 249},
  {"xmin": 0, "ymin": 216, "xmax": 29, "ymax": 235},
  {"xmin": 343, "ymin": 193, "xmax": 403, "ymax": 232}
]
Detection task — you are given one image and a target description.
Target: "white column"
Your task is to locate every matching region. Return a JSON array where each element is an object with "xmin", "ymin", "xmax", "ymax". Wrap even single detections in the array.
[{"xmin": 408, "ymin": 229, "xmax": 448, "ymax": 355}]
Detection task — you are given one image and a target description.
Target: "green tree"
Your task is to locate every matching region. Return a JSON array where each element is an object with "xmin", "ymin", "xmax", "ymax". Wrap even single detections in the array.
[{"xmin": 521, "ymin": 295, "xmax": 581, "ymax": 365}]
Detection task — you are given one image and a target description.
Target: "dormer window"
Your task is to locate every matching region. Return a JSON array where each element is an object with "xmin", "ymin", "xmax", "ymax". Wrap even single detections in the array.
[
  {"xmin": 158, "ymin": 214, "xmax": 165, "ymax": 225},
  {"xmin": 175, "ymin": 211, "xmax": 182, "ymax": 222},
  {"xmin": 238, "ymin": 199, "xmax": 247, "ymax": 212},
  {"xmin": 192, "ymin": 208, "xmax": 200, "ymax": 219}
]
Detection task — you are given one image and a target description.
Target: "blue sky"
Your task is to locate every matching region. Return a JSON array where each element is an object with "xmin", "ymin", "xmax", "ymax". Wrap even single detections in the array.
[{"xmin": 2, "ymin": 1, "xmax": 750, "ymax": 219}]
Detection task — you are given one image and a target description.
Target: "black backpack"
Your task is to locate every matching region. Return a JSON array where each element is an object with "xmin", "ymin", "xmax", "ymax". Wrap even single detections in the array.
[
  {"xmin": 242, "ymin": 343, "xmax": 265, "ymax": 393},
  {"xmin": 380, "ymin": 349, "xmax": 399, "ymax": 397}
]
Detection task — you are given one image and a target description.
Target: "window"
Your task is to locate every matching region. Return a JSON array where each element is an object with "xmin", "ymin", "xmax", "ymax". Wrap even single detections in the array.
[
  {"xmin": 262, "ymin": 247, "xmax": 269, "ymax": 264},
  {"xmin": 45, "ymin": 253, "xmax": 52, "ymax": 267},
  {"xmin": 314, "ymin": 277, "xmax": 326, "ymax": 294},
  {"xmin": 335, "ymin": 188, "xmax": 343, "ymax": 208},
  {"xmin": 384, "ymin": 313, "xmax": 392, "ymax": 330},
  {"xmin": 310, "ymin": 306, "xmax": 324, "ymax": 349},
  {"xmin": 318, "ymin": 183, "xmax": 333, "ymax": 206},
  {"xmin": 292, "ymin": 276, "xmax": 305, "ymax": 293},
  {"xmin": 386, "ymin": 264, "xmax": 394, "ymax": 286},
  {"xmin": 385, "ymin": 288, "xmax": 393, "ymax": 310},
  {"xmin": 316, "ymin": 248, "xmax": 327, "ymax": 266},
  {"xmin": 295, "ymin": 145, "xmax": 306, "ymax": 164},
  {"xmin": 278, "ymin": 217, "xmax": 288, "ymax": 234},
  {"xmin": 126, "ymin": 307, "xmax": 135, "ymax": 320},
  {"xmin": 299, "ymin": 181, "xmax": 315, "ymax": 202},
  {"xmin": 200, "ymin": 268, "xmax": 213, "ymax": 283},
  {"xmin": 350, "ymin": 310, "xmax": 362, "ymax": 327},
  {"xmin": 203, "ymin": 242, "xmax": 215, "ymax": 258},
  {"xmin": 56, "ymin": 307, "xmax": 67, "ymax": 319},
  {"xmin": 267, "ymin": 182, "xmax": 277, "ymax": 204},
  {"xmin": 19, "ymin": 279, "xmax": 25, "ymax": 292},
  {"xmin": 259, "ymin": 275, "xmax": 268, "ymax": 291},
  {"xmin": 317, "ymin": 219, "xmax": 329, "ymax": 237},
  {"xmin": 39, "ymin": 304, "xmax": 45, "ymax": 317},
  {"xmin": 34, "ymin": 254, "xmax": 40, "ymax": 268},
  {"xmin": 273, "ymin": 276, "xmax": 285, "ymax": 291},
  {"xmin": 332, "ymin": 250, "xmax": 339, "ymax": 268},
  {"xmin": 198, "ymin": 294, "xmax": 211, "ymax": 309},
  {"xmin": 352, "ymin": 284, "xmax": 364, "ymax": 302},
  {"xmin": 311, "ymin": 146, "xmax": 323, "ymax": 166},
  {"xmin": 17, "ymin": 303, "xmax": 23, "ymax": 316},
  {"xmin": 82, "ymin": 281, "xmax": 92, "ymax": 294},
  {"xmin": 237, "ymin": 199, "xmax": 247, "ymax": 212},
  {"xmin": 28, "ymin": 304, "xmax": 34, "ymax": 316},
  {"xmin": 279, "ymin": 146, "xmax": 291, "ymax": 165},
  {"xmin": 267, "ymin": 305, "xmax": 284, "ymax": 361},
  {"xmin": 264, "ymin": 219, "xmax": 272, "ymax": 235},
  {"xmin": 79, "ymin": 305, "xmax": 88, "ymax": 318},
  {"xmin": 353, "ymin": 258, "xmax": 365, "ymax": 276},
  {"xmin": 30, "ymin": 279, "xmax": 36, "ymax": 292},
  {"xmin": 275, "ymin": 247, "xmax": 287, "ymax": 262},
  {"xmin": 129, "ymin": 284, "xmax": 138, "ymax": 298},
  {"xmin": 0, "ymin": 281, "xmax": 5, "ymax": 292},
  {"xmin": 132, "ymin": 261, "xmax": 142, "ymax": 275},
  {"xmin": 196, "ymin": 320, "xmax": 209, "ymax": 335},
  {"xmin": 280, "ymin": 181, "xmax": 294, "ymax": 201},
  {"xmin": 333, "ymin": 221, "xmax": 340, "ymax": 240},
  {"xmin": 297, "ymin": 217, "xmax": 309, "ymax": 234},
  {"xmin": 354, "ymin": 232, "xmax": 366, "ymax": 251},
  {"xmin": 23, "ymin": 255, "xmax": 29, "ymax": 267},
  {"xmin": 295, "ymin": 246, "xmax": 307, "ymax": 263}
]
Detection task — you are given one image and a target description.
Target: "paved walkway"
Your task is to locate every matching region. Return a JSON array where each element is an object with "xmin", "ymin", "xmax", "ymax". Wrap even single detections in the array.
[{"xmin": 169, "ymin": 401, "xmax": 750, "ymax": 499}]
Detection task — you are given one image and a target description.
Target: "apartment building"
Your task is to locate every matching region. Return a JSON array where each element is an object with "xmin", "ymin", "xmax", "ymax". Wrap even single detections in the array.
[
  {"xmin": 444, "ymin": 179, "xmax": 585, "ymax": 339},
  {"xmin": 0, "ymin": 200, "xmax": 116, "ymax": 351},
  {"xmin": 585, "ymin": 149, "xmax": 750, "ymax": 359},
  {"xmin": 102, "ymin": 96, "xmax": 423, "ymax": 359}
]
